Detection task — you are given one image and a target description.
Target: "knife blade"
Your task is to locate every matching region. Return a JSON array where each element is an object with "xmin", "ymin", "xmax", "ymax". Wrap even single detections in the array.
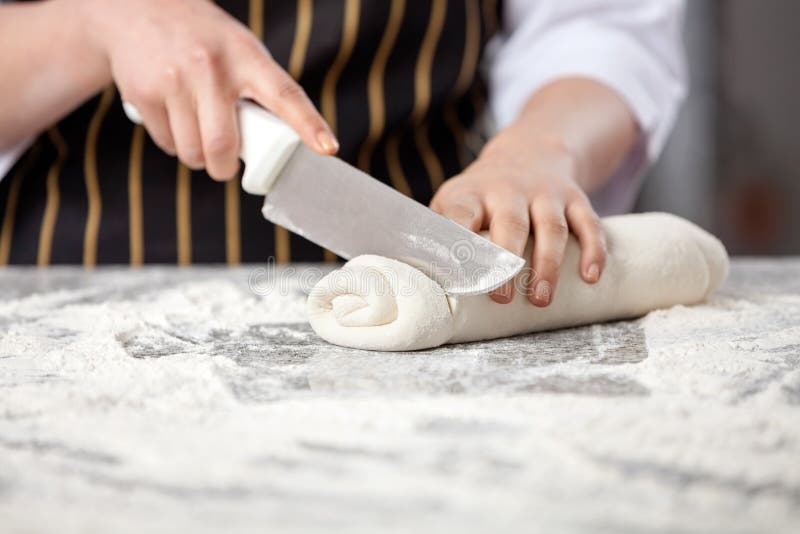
[
  {"xmin": 123, "ymin": 101, "xmax": 525, "ymax": 295},
  {"xmin": 261, "ymin": 143, "xmax": 525, "ymax": 296}
]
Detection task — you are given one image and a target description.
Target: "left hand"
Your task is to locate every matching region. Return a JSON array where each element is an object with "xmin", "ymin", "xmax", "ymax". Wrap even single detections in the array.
[{"xmin": 430, "ymin": 126, "xmax": 607, "ymax": 306}]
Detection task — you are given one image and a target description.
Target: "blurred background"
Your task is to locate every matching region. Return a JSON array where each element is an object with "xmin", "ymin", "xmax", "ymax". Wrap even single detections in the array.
[{"xmin": 638, "ymin": 0, "xmax": 800, "ymax": 255}]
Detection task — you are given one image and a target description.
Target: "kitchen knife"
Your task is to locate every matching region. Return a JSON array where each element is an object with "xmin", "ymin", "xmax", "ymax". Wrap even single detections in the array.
[{"xmin": 123, "ymin": 101, "xmax": 525, "ymax": 296}]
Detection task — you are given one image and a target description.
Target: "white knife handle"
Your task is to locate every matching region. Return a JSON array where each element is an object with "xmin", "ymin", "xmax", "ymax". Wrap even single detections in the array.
[{"xmin": 122, "ymin": 100, "xmax": 301, "ymax": 196}]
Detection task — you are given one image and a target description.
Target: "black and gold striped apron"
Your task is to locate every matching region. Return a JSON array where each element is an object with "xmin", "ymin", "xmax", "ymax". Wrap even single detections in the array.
[{"xmin": 0, "ymin": 0, "xmax": 502, "ymax": 265}]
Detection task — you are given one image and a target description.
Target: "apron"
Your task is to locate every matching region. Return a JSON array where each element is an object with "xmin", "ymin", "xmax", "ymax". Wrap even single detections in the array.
[{"xmin": 0, "ymin": 0, "xmax": 501, "ymax": 265}]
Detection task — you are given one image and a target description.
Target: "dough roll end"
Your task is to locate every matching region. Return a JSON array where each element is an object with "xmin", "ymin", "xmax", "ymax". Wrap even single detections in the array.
[{"xmin": 307, "ymin": 255, "xmax": 454, "ymax": 351}]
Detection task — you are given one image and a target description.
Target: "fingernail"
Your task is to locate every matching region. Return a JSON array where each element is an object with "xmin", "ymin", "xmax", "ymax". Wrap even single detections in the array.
[
  {"xmin": 534, "ymin": 280, "xmax": 551, "ymax": 305},
  {"xmin": 586, "ymin": 263, "xmax": 600, "ymax": 283},
  {"xmin": 316, "ymin": 131, "xmax": 339, "ymax": 154},
  {"xmin": 490, "ymin": 282, "xmax": 514, "ymax": 304}
]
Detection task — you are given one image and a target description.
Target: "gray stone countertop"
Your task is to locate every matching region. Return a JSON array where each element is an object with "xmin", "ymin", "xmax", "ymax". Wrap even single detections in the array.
[{"xmin": 1, "ymin": 259, "xmax": 799, "ymax": 533}]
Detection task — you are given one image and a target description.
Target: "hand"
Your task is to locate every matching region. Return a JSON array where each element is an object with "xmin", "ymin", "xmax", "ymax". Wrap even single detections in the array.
[
  {"xmin": 79, "ymin": 0, "xmax": 338, "ymax": 180},
  {"xmin": 430, "ymin": 127, "xmax": 607, "ymax": 306}
]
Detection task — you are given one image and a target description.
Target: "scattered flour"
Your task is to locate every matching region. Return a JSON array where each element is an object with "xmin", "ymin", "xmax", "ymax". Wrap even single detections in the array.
[{"xmin": 0, "ymin": 264, "xmax": 798, "ymax": 534}]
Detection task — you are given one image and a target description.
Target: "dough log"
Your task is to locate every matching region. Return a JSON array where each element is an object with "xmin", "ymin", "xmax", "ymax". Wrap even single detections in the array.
[{"xmin": 307, "ymin": 213, "xmax": 729, "ymax": 351}]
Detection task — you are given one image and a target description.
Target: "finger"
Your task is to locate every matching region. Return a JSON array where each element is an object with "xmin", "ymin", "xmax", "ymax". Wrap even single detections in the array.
[
  {"xmin": 196, "ymin": 75, "xmax": 240, "ymax": 180},
  {"xmin": 486, "ymin": 196, "xmax": 530, "ymax": 304},
  {"xmin": 566, "ymin": 197, "xmax": 607, "ymax": 283},
  {"xmin": 529, "ymin": 199, "xmax": 569, "ymax": 307},
  {"xmin": 166, "ymin": 92, "xmax": 205, "ymax": 170},
  {"xmin": 432, "ymin": 192, "xmax": 484, "ymax": 233},
  {"xmin": 133, "ymin": 101, "xmax": 176, "ymax": 156},
  {"xmin": 239, "ymin": 51, "xmax": 338, "ymax": 155}
]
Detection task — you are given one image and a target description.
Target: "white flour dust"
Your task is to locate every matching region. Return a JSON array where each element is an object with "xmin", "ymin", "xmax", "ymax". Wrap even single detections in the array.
[{"xmin": 0, "ymin": 262, "xmax": 798, "ymax": 534}]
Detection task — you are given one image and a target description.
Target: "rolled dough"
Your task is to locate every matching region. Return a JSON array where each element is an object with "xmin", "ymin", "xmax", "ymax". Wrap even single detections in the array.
[{"xmin": 307, "ymin": 213, "xmax": 729, "ymax": 351}]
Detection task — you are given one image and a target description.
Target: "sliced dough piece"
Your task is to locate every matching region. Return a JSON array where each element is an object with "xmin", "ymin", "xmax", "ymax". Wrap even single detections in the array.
[
  {"xmin": 307, "ymin": 213, "xmax": 729, "ymax": 351},
  {"xmin": 307, "ymin": 256, "xmax": 455, "ymax": 351}
]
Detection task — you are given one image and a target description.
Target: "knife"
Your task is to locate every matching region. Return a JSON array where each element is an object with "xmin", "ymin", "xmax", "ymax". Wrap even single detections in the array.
[{"xmin": 123, "ymin": 101, "xmax": 525, "ymax": 296}]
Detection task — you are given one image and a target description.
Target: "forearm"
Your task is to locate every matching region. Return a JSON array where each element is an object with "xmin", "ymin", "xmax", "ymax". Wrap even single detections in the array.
[
  {"xmin": 0, "ymin": 0, "xmax": 111, "ymax": 150},
  {"xmin": 490, "ymin": 77, "xmax": 639, "ymax": 193}
]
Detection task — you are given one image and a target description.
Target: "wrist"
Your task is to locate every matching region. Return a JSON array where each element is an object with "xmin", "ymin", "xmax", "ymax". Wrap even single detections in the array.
[
  {"xmin": 56, "ymin": 0, "xmax": 112, "ymax": 88},
  {"xmin": 481, "ymin": 125, "xmax": 590, "ymax": 188}
]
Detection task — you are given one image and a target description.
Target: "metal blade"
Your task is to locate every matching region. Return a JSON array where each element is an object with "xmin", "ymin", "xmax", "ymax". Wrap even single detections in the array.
[{"xmin": 261, "ymin": 145, "xmax": 525, "ymax": 296}]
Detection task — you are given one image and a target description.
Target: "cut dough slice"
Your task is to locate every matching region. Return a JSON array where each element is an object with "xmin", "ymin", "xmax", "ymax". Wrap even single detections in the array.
[{"xmin": 307, "ymin": 213, "xmax": 729, "ymax": 351}]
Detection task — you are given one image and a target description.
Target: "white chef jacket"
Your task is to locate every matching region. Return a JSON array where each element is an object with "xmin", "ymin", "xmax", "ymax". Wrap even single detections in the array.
[{"xmin": 0, "ymin": 0, "xmax": 687, "ymax": 215}]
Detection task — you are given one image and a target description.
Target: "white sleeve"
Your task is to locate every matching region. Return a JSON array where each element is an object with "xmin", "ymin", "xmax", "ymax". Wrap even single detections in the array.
[
  {"xmin": 0, "ymin": 138, "xmax": 33, "ymax": 182},
  {"xmin": 487, "ymin": 0, "xmax": 687, "ymax": 163}
]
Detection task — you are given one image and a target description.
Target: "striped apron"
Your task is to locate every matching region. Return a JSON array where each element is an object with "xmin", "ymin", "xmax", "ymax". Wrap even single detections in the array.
[{"xmin": 0, "ymin": 0, "xmax": 501, "ymax": 265}]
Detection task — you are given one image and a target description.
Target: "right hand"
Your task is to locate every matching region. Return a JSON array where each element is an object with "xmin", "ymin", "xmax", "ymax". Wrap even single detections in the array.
[{"xmin": 79, "ymin": 0, "xmax": 338, "ymax": 180}]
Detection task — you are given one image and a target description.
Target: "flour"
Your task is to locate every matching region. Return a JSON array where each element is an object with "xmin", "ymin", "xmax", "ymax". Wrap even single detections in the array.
[{"xmin": 0, "ymin": 263, "xmax": 799, "ymax": 534}]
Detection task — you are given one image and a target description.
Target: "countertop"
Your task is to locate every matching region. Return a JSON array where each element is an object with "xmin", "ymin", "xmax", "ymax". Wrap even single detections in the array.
[{"xmin": 1, "ymin": 259, "xmax": 799, "ymax": 533}]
